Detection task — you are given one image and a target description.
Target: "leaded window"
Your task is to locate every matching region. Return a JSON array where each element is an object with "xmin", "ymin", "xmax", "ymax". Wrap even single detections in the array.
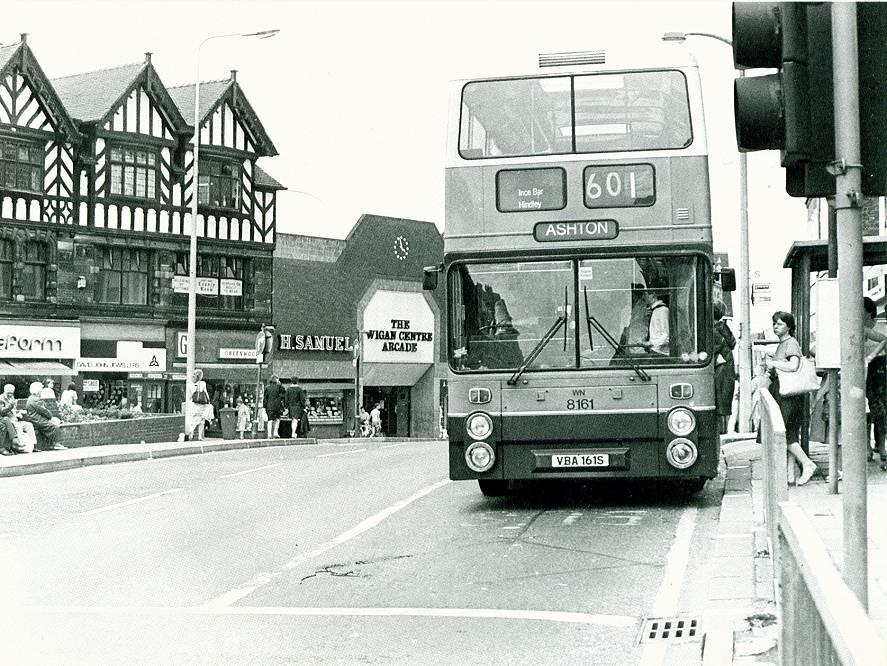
[
  {"xmin": 0, "ymin": 239, "xmax": 12, "ymax": 299},
  {"xmin": 109, "ymin": 146, "xmax": 158, "ymax": 200},
  {"xmin": 0, "ymin": 138, "xmax": 43, "ymax": 193},
  {"xmin": 21, "ymin": 241, "xmax": 47, "ymax": 301},
  {"xmin": 96, "ymin": 247, "xmax": 149, "ymax": 305},
  {"xmin": 198, "ymin": 159, "xmax": 241, "ymax": 209}
]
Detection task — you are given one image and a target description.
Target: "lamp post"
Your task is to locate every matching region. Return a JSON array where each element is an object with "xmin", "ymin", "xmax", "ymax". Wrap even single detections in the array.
[
  {"xmin": 662, "ymin": 30, "xmax": 753, "ymax": 433},
  {"xmin": 185, "ymin": 28, "xmax": 279, "ymax": 439}
]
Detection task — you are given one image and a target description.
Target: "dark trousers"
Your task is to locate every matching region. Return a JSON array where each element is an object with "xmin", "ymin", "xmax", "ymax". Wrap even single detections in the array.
[{"xmin": 1, "ymin": 417, "xmax": 17, "ymax": 447}]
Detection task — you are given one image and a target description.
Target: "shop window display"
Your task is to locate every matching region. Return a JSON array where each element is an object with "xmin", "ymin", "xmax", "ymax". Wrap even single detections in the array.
[{"xmin": 307, "ymin": 394, "xmax": 343, "ymax": 424}]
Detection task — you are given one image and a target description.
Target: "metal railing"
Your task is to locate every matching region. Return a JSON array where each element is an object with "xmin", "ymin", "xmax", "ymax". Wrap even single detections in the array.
[{"xmin": 758, "ymin": 388, "xmax": 887, "ymax": 664}]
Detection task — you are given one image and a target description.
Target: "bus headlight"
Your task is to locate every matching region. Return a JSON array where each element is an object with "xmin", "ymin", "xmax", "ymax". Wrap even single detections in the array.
[
  {"xmin": 466, "ymin": 412, "xmax": 493, "ymax": 440},
  {"xmin": 667, "ymin": 407, "xmax": 696, "ymax": 436},
  {"xmin": 666, "ymin": 438, "xmax": 698, "ymax": 469},
  {"xmin": 465, "ymin": 441, "xmax": 495, "ymax": 472}
]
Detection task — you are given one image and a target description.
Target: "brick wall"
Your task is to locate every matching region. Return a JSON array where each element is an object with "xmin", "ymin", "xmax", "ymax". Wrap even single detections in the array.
[{"xmin": 58, "ymin": 414, "xmax": 184, "ymax": 448}]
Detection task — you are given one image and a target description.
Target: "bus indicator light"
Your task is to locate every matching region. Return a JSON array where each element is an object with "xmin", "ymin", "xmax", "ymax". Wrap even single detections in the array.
[{"xmin": 534, "ymin": 220, "xmax": 619, "ymax": 242}]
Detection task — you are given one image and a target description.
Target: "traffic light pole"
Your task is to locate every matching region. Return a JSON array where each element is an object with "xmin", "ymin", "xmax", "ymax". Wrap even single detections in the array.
[
  {"xmin": 832, "ymin": 2, "xmax": 868, "ymax": 609},
  {"xmin": 738, "ymin": 141, "xmax": 753, "ymax": 433}
]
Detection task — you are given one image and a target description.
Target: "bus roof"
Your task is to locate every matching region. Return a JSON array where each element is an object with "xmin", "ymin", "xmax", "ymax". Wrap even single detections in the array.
[{"xmin": 450, "ymin": 43, "xmax": 700, "ymax": 85}]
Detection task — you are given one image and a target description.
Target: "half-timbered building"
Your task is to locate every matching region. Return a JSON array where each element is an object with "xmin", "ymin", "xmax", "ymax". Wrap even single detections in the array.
[{"xmin": 0, "ymin": 35, "xmax": 283, "ymax": 414}]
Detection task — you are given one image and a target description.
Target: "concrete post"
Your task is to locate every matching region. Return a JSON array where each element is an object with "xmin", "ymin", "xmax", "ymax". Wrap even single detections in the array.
[{"xmin": 832, "ymin": 2, "xmax": 868, "ymax": 609}]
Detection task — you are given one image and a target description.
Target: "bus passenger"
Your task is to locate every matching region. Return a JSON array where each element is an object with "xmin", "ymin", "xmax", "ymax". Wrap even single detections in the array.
[{"xmin": 642, "ymin": 288, "xmax": 670, "ymax": 356}]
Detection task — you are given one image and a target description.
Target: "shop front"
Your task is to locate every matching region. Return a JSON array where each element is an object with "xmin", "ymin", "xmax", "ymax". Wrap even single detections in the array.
[
  {"xmin": 0, "ymin": 320, "xmax": 79, "ymax": 398},
  {"xmin": 170, "ymin": 328, "xmax": 268, "ymax": 432},
  {"xmin": 77, "ymin": 320, "xmax": 168, "ymax": 412},
  {"xmin": 272, "ymin": 334, "xmax": 356, "ymax": 439}
]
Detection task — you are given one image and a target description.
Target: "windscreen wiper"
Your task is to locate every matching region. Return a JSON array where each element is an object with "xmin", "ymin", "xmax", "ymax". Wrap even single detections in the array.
[
  {"xmin": 507, "ymin": 315, "xmax": 566, "ymax": 386},
  {"xmin": 584, "ymin": 287, "xmax": 650, "ymax": 382}
]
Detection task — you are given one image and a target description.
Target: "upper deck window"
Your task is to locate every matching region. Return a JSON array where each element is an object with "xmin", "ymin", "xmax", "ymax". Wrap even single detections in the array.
[{"xmin": 459, "ymin": 70, "xmax": 692, "ymax": 159}]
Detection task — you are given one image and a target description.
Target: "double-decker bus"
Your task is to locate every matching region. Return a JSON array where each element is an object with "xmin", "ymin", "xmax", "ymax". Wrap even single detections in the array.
[{"xmin": 425, "ymin": 46, "xmax": 735, "ymax": 496}]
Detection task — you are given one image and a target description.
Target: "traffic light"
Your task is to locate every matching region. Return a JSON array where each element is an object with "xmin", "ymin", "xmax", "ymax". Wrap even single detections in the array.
[
  {"xmin": 857, "ymin": 3, "xmax": 887, "ymax": 196},
  {"xmin": 733, "ymin": 2, "xmax": 835, "ymax": 197}
]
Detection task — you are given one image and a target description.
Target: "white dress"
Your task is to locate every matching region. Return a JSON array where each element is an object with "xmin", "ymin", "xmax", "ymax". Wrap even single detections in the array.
[{"xmin": 187, "ymin": 380, "xmax": 212, "ymax": 433}]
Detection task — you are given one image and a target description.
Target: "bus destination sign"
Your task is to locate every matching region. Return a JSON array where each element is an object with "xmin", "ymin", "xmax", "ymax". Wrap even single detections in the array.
[
  {"xmin": 496, "ymin": 167, "xmax": 566, "ymax": 213},
  {"xmin": 533, "ymin": 220, "xmax": 619, "ymax": 242},
  {"xmin": 583, "ymin": 163, "xmax": 655, "ymax": 208}
]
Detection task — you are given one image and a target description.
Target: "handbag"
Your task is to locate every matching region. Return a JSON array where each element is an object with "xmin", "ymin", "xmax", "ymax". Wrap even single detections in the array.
[
  {"xmin": 776, "ymin": 356, "xmax": 820, "ymax": 396},
  {"xmin": 192, "ymin": 388, "xmax": 210, "ymax": 405}
]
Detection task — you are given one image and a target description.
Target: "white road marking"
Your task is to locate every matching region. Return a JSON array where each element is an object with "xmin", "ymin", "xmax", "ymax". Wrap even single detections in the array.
[
  {"xmin": 11, "ymin": 605, "xmax": 638, "ymax": 627},
  {"xmin": 638, "ymin": 507, "xmax": 699, "ymax": 666},
  {"xmin": 81, "ymin": 489, "xmax": 183, "ymax": 516},
  {"xmin": 316, "ymin": 448, "xmax": 367, "ymax": 458},
  {"xmin": 203, "ymin": 478, "xmax": 451, "ymax": 608},
  {"xmin": 562, "ymin": 512, "xmax": 583, "ymax": 526},
  {"xmin": 381, "ymin": 442, "xmax": 410, "ymax": 449},
  {"xmin": 220, "ymin": 463, "xmax": 282, "ymax": 479}
]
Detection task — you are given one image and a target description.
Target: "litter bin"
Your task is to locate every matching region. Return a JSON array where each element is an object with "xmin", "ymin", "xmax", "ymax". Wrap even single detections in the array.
[{"xmin": 220, "ymin": 407, "xmax": 238, "ymax": 440}]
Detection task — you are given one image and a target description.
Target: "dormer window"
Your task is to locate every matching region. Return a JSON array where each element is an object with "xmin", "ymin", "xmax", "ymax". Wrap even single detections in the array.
[
  {"xmin": 198, "ymin": 159, "xmax": 241, "ymax": 210},
  {"xmin": 1, "ymin": 138, "xmax": 43, "ymax": 194},
  {"xmin": 109, "ymin": 145, "xmax": 158, "ymax": 200}
]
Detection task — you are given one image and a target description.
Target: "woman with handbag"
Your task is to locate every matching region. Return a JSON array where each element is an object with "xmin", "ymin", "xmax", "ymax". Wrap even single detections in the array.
[
  {"xmin": 188, "ymin": 368, "xmax": 211, "ymax": 441},
  {"xmin": 763, "ymin": 311, "xmax": 817, "ymax": 486}
]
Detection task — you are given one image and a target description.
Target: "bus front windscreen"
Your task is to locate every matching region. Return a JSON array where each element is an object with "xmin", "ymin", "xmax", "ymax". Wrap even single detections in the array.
[
  {"xmin": 449, "ymin": 256, "xmax": 704, "ymax": 372},
  {"xmin": 459, "ymin": 71, "xmax": 692, "ymax": 158}
]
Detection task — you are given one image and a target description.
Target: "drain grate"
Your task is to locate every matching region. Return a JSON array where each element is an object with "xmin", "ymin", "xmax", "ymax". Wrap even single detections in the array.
[{"xmin": 638, "ymin": 617, "xmax": 702, "ymax": 643}]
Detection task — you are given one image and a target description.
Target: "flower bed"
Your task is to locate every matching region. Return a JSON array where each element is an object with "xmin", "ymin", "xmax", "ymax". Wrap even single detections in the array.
[{"xmin": 59, "ymin": 404, "xmax": 152, "ymax": 423}]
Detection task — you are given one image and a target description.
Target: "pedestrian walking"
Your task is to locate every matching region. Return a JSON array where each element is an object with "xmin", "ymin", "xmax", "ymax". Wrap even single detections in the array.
[
  {"xmin": 763, "ymin": 311, "xmax": 816, "ymax": 485},
  {"xmin": 285, "ymin": 377, "xmax": 308, "ymax": 438},
  {"xmin": 235, "ymin": 396, "xmax": 251, "ymax": 440},
  {"xmin": 263, "ymin": 375, "xmax": 286, "ymax": 438},
  {"xmin": 370, "ymin": 402, "xmax": 383, "ymax": 437},
  {"xmin": 188, "ymin": 369, "xmax": 211, "ymax": 441}
]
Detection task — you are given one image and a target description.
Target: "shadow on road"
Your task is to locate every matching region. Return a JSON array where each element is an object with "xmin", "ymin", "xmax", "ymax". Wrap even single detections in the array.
[{"xmin": 462, "ymin": 478, "xmax": 721, "ymax": 512}]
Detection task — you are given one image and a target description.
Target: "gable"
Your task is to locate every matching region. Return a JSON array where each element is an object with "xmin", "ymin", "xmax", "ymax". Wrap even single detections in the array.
[
  {"xmin": 105, "ymin": 82, "xmax": 177, "ymax": 142},
  {"xmin": 202, "ymin": 96, "xmax": 258, "ymax": 153},
  {"xmin": 102, "ymin": 67, "xmax": 187, "ymax": 140},
  {"xmin": 0, "ymin": 42, "xmax": 79, "ymax": 142}
]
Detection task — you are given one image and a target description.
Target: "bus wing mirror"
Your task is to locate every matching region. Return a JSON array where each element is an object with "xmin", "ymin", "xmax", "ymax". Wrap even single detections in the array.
[
  {"xmin": 718, "ymin": 268, "xmax": 736, "ymax": 292},
  {"xmin": 423, "ymin": 265, "xmax": 442, "ymax": 290}
]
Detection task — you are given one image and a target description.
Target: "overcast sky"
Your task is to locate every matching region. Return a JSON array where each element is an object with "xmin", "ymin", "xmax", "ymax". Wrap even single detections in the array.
[{"xmin": 5, "ymin": 0, "xmax": 810, "ymax": 332}]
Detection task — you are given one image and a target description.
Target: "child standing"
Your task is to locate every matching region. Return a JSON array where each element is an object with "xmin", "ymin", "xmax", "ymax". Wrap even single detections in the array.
[{"xmin": 236, "ymin": 396, "xmax": 252, "ymax": 439}]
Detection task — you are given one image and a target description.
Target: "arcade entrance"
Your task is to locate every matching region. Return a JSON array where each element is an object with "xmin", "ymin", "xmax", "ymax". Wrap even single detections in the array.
[{"xmin": 362, "ymin": 386, "xmax": 411, "ymax": 437}]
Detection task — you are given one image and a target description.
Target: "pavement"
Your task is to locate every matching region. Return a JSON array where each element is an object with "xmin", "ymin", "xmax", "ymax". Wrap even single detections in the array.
[
  {"xmin": 704, "ymin": 433, "xmax": 887, "ymax": 665},
  {"xmin": 4, "ymin": 431, "xmax": 885, "ymax": 665}
]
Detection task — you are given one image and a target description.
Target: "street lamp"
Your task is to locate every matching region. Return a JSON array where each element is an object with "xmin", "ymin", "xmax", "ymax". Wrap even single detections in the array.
[
  {"xmin": 662, "ymin": 30, "xmax": 753, "ymax": 433},
  {"xmin": 185, "ymin": 28, "xmax": 279, "ymax": 440}
]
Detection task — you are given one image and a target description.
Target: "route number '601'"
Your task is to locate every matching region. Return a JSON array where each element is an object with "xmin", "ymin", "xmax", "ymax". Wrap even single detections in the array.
[{"xmin": 583, "ymin": 164, "xmax": 655, "ymax": 208}]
